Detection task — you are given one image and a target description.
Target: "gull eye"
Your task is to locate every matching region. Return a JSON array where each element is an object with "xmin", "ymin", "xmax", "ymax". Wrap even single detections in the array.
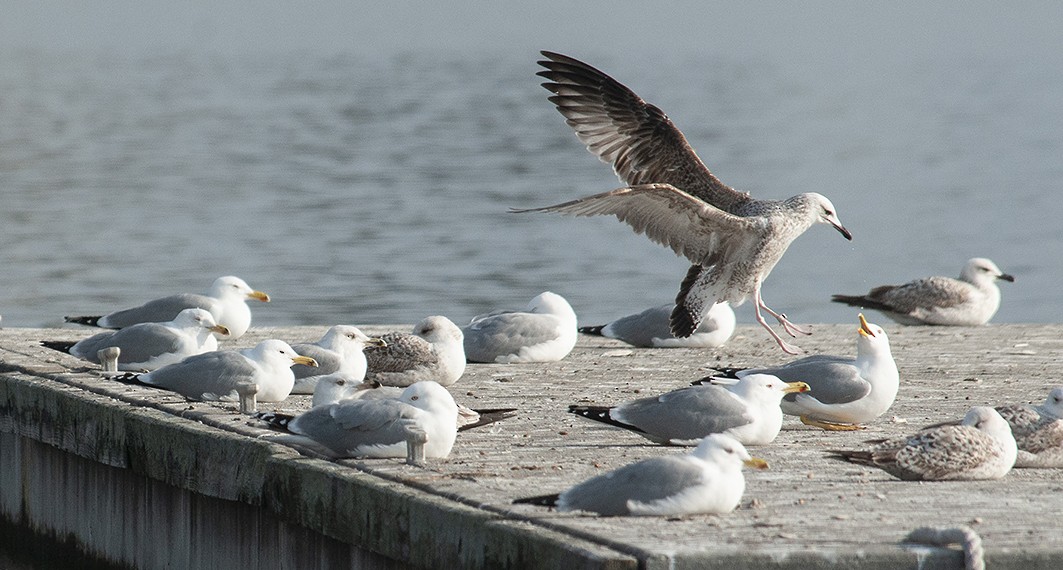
[
  {"xmin": 336, "ymin": 380, "xmax": 346, "ymax": 386},
  {"xmin": 410, "ymin": 395, "xmax": 420, "ymax": 401}
]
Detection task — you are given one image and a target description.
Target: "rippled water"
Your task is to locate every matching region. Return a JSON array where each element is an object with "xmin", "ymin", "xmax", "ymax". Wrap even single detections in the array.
[{"xmin": 1, "ymin": 47, "xmax": 1061, "ymax": 329}]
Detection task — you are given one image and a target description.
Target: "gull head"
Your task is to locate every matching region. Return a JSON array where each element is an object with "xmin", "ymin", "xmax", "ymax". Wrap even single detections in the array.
[
  {"xmin": 961, "ymin": 258, "xmax": 1015, "ymax": 285},
  {"xmin": 400, "ymin": 380, "xmax": 458, "ymax": 414},
  {"xmin": 730, "ymin": 373, "xmax": 809, "ymax": 404},
  {"xmin": 527, "ymin": 291, "xmax": 577, "ymax": 321},
  {"xmin": 855, "ymin": 313, "xmax": 891, "ymax": 356},
  {"xmin": 693, "ymin": 434, "xmax": 769, "ymax": 470},
  {"xmin": 798, "ymin": 193, "xmax": 852, "ymax": 241},
  {"xmin": 1040, "ymin": 387, "xmax": 1063, "ymax": 419},
  {"xmin": 319, "ymin": 325, "xmax": 386, "ymax": 353},
  {"xmin": 174, "ymin": 308, "xmax": 230, "ymax": 337},
  {"xmin": 962, "ymin": 406, "xmax": 1013, "ymax": 440},
  {"xmin": 212, "ymin": 275, "xmax": 271, "ymax": 303},
  {"xmin": 414, "ymin": 315, "xmax": 464, "ymax": 344},
  {"xmin": 312, "ymin": 372, "xmax": 374, "ymax": 407}
]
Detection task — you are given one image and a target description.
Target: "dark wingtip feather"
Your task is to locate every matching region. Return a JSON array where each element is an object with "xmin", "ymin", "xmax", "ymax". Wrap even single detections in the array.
[
  {"xmin": 65, "ymin": 315, "xmax": 103, "ymax": 327},
  {"xmin": 578, "ymin": 325, "xmax": 606, "ymax": 336},
  {"xmin": 40, "ymin": 340, "xmax": 77, "ymax": 354},
  {"xmin": 513, "ymin": 493, "xmax": 560, "ymax": 507}
]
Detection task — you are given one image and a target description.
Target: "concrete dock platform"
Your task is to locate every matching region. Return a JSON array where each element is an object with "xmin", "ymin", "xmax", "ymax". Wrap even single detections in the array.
[{"xmin": 3, "ymin": 322, "xmax": 1063, "ymax": 568}]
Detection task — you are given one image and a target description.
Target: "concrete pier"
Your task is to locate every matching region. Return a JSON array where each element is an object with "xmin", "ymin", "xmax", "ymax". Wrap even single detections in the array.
[{"xmin": 2, "ymin": 323, "xmax": 1063, "ymax": 569}]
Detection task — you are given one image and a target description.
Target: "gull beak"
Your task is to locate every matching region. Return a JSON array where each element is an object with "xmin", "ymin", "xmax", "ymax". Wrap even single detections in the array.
[
  {"xmin": 832, "ymin": 220, "xmax": 853, "ymax": 241},
  {"xmin": 210, "ymin": 324, "xmax": 231, "ymax": 336},
  {"xmin": 858, "ymin": 313, "xmax": 875, "ymax": 337},
  {"xmin": 998, "ymin": 273, "xmax": 1016, "ymax": 283},
  {"xmin": 744, "ymin": 457, "xmax": 770, "ymax": 470},
  {"xmin": 291, "ymin": 355, "xmax": 318, "ymax": 368},
  {"xmin": 248, "ymin": 290, "xmax": 271, "ymax": 303},
  {"xmin": 784, "ymin": 381, "xmax": 811, "ymax": 394},
  {"xmin": 367, "ymin": 337, "xmax": 388, "ymax": 348}
]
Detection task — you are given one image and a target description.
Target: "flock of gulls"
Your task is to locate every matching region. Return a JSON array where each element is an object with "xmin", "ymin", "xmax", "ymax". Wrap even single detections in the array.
[{"xmin": 36, "ymin": 51, "xmax": 1053, "ymax": 520}]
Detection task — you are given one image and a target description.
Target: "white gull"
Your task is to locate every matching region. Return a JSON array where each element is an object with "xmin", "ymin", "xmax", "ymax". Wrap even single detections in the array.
[
  {"xmin": 462, "ymin": 291, "xmax": 578, "ymax": 363},
  {"xmin": 579, "ymin": 302, "xmax": 735, "ymax": 348},
  {"xmin": 289, "ymin": 326, "xmax": 386, "ymax": 394}
]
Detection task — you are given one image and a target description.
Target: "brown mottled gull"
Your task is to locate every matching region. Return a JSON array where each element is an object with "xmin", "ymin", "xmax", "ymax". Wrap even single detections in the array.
[
  {"xmin": 515, "ymin": 51, "xmax": 851, "ymax": 354},
  {"xmin": 995, "ymin": 387, "xmax": 1063, "ymax": 468},
  {"xmin": 365, "ymin": 316, "xmax": 466, "ymax": 387},
  {"xmin": 828, "ymin": 406, "xmax": 1017, "ymax": 481},
  {"xmin": 832, "ymin": 257, "xmax": 1014, "ymax": 326}
]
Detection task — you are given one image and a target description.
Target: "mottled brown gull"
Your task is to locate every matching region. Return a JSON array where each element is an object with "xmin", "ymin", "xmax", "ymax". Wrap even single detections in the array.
[
  {"xmin": 704, "ymin": 314, "xmax": 898, "ymax": 430},
  {"xmin": 828, "ymin": 406, "xmax": 1017, "ymax": 481},
  {"xmin": 65, "ymin": 275, "xmax": 271, "ymax": 339},
  {"xmin": 513, "ymin": 434, "xmax": 768, "ymax": 516},
  {"xmin": 578, "ymin": 301, "xmax": 735, "ymax": 348},
  {"xmin": 365, "ymin": 316, "xmax": 466, "ymax": 387},
  {"xmin": 832, "ymin": 257, "xmax": 1014, "ymax": 326},
  {"xmin": 995, "ymin": 387, "xmax": 1063, "ymax": 468},
  {"xmin": 570, "ymin": 374, "xmax": 809, "ymax": 446},
  {"xmin": 516, "ymin": 51, "xmax": 851, "ymax": 354},
  {"xmin": 42, "ymin": 308, "xmax": 229, "ymax": 371}
]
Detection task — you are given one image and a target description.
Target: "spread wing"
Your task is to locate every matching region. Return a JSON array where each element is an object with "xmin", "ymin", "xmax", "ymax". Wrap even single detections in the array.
[{"xmin": 537, "ymin": 51, "xmax": 751, "ymax": 214}]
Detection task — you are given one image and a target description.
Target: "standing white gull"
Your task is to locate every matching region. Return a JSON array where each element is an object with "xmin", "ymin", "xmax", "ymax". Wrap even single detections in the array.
[
  {"xmin": 579, "ymin": 302, "xmax": 735, "ymax": 348},
  {"xmin": 289, "ymin": 325, "xmax": 386, "ymax": 394},
  {"xmin": 114, "ymin": 339, "xmax": 317, "ymax": 402},
  {"xmin": 995, "ymin": 387, "xmax": 1063, "ymax": 468},
  {"xmin": 514, "ymin": 51, "xmax": 851, "ymax": 354},
  {"xmin": 462, "ymin": 291, "xmax": 578, "ymax": 363},
  {"xmin": 832, "ymin": 258, "xmax": 1014, "ymax": 326},
  {"xmin": 705, "ymin": 314, "xmax": 898, "ymax": 430},
  {"xmin": 365, "ymin": 316, "xmax": 466, "ymax": 387},
  {"xmin": 65, "ymin": 275, "xmax": 271, "ymax": 339},
  {"xmin": 257, "ymin": 381, "xmax": 459, "ymax": 459},
  {"xmin": 513, "ymin": 434, "xmax": 768, "ymax": 516},
  {"xmin": 570, "ymin": 374, "xmax": 809, "ymax": 446},
  {"xmin": 828, "ymin": 406, "xmax": 1017, "ymax": 481},
  {"xmin": 42, "ymin": 308, "xmax": 229, "ymax": 371}
]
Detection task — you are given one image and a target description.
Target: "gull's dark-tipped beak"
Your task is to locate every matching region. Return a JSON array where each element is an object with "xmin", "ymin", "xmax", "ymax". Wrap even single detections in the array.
[
  {"xmin": 834, "ymin": 222, "xmax": 853, "ymax": 241},
  {"xmin": 998, "ymin": 273, "xmax": 1015, "ymax": 283}
]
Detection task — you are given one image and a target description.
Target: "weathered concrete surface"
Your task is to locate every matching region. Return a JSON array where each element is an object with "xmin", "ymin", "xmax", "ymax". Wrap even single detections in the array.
[{"xmin": 3, "ymin": 323, "xmax": 1063, "ymax": 569}]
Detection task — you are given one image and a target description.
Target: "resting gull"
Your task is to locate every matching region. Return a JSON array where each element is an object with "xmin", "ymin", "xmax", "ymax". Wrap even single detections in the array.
[
  {"xmin": 704, "ymin": 314, "xmax": 898, "ymax": 430},
  {"xmin": 365, "ymin": 316, "xmax": 466, "ymax": 387},
  {"xmin": 579, "ymin": 302, "xmax": 735, "ymax": 348},
  {"xmin": 828, "ymin": 406, "xmax": 1017, "ymax": 481},
  {"xmin": 289, "ymin": 325, "xmax": 386, "ymax": 394},
  {"xmin": 832, "ymin": 258, "xmax": 1014, "ymax": 326},
  {"xmin": 514, "ymin": 51, "xmax": 851, "ymax": 354},
  {"xmin": 42, "ymin": 308, "xmax": 229, "ymax": 371},
  {"xmin": 513, "ymin": 434, "xmax": 768, "ymax": 516},
  {"xmin": 65, "ymin": 275, "xmax": 270, "ymax": 339},
  {"xmin": 570, "ymin": 374, "xmax": 809, "ymax": 446},
  {"xmin": 257, "ymin": 381, "xmax": 459, "ymax": 459},
  {"xmin": 995, "ymin": 387, "xmax": 1063, "ymax": 468},
  {"xmin": 113, "ymin": 339, "xmax": 317, "ymax": 402},
  {"xmin": 311, "ymin": 374, "xmax": 517, "ymax": 431},
  {"xmin": 462, "ymin": 291, "xmax": 578, "ymax": 363}
]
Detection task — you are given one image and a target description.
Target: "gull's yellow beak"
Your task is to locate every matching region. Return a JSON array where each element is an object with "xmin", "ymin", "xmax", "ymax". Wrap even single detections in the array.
[
  {"xmin": 784, "ymin": 381, "xmax": 811, "ymax": 394},
  {"xmin": 367, "ymin": 337, "xmax": 387, "ymax": 348},
  {"xmin": 291, "ymin": 355, "xmax": 318, "ymax": 368},
  {"xmin": 744, "ymin": 457, "xmax": 770, "ymax": 470},
  {"xmin": 858, "ymin": 313, "xmax": 874, "ymax": 337},
  {"xmin": 210, "ymin": 324, "xmax": 231, "ymax": 336},
  {"xmin": 248, "ymin": 290, "xmax": 271, "ymax": 303}
]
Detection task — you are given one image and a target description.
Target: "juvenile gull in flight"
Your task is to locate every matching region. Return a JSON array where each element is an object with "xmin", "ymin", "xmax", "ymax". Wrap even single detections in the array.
[
  {"xmin": 65, "ymin": 275, "xmax": 271, "ymax": 339},
  {"xmin": 832, "ymin": 258, "xmax": 1014, "ymax": 326},
  {"xmin": 365, "ymin": 316, "xmax": 467, "ymax": 387},
  {"xmin": 579, "ymin": 302, "xmax": 735, "ymax": 348},
  {"xmin": 515, "ymin": 51, "xmax": 851, "ymax": 354},
  {"xmin": 513, "ymin": 434, "xmax": 768, "ymax": 516},
  {"xmin": 42, "ymin": 308, "xmax": 229, "ymax": 371},
  {"xmin": 828, "ymin": 406, "xmax": 1017, "ymax": 481},
  {"xmin": 704, "ymin": 314, "xmax": 898, "ymax": 430},
  {"xmin": 570, "ymin": 374, "xmax": 809, "ymax": 446},
  {"xmin": 257, "ymin": 381, "xmax": 459, "ymax": 459},
  {"xmin": 462, "ymin": 291, "xmax": 578, "ymax": 363},
  {"xmin": 289, "ymin": 325, "xmax": 386, "ymax": 394},
  {"xmin": 114, "ymin": 339, "xmax": 317, "ymax": 402},
  {"xmin": 995, "ymin": 387, "xmax": 1063, "ymax": 468}
]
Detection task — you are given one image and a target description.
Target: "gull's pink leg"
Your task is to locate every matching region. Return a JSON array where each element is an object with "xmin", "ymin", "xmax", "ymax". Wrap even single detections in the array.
[
  {"xmin": 760, "ymin": 303, "xmax": 812, "ymax": 337},
  {"xmin": 753, "ymin": 287, "xmax": 803, "ymax": 354}
]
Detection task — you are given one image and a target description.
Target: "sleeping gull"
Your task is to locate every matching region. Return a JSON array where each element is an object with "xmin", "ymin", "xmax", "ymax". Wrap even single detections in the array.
[
  {"xmin": 515, "ymin": 51, "xmax": 851, "ymax": 354},
  {"xmin": 832, "ymin": 258, "xmax": 1014, "ymax": 326},
  {"xmin": 995, "ymin": 387, "xmax": 1063, "ymax": 468},
  {"xmin": 462, "ymin": 291, "xmax": 578, "ymax": 363},
  {"xmin": 311, "ymin": 374, "xmax": 517, "ymax": 431},
  {"xmin": 65, "ymin": 275, "xmax": 271, "ymax": 339},
  {"xmin": 704, "ymin": 314, "xmax": 898, "ymax": 430},
  {"xmin": 569, "ymin": 374, "xmax": 809, "ymax": 446},
  {"xmin": 828, "ymin": 406, "xmax": 1017, "ymax": 481},
  {"xmin": 256, "ymin": 381, "xmax": 459, "ymax": 459},
  {"xmin": 41, "ymin": 308, "xmax": 229, "ymax": 371},
  {"xmin": 513, "ymin": 434, "xmax": 768, "ymax": 516},
  {"xmin": 113, "ymin": 339, "xmax": 317, "ymax": 402},
  {"xmin": 579, "ymin": 302, "xmax": 735, "ymax": 348},
  {"xmin": 289, "ymin": 326, "xmax": 386, "ymax": 394},
  {"xmin": 365, "ymin": 316, "xmax": 466, "ymax": 387}
]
